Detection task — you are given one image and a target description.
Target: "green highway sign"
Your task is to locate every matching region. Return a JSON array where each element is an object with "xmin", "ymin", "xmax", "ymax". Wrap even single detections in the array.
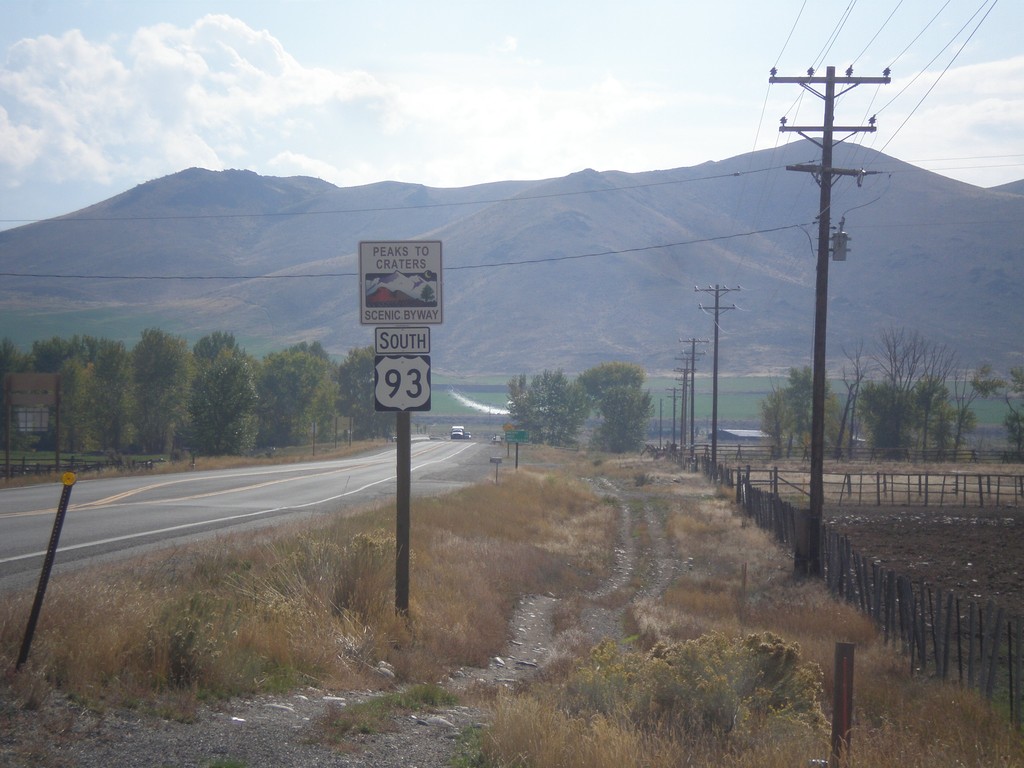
[{"xmin": 505, "ymin": 430, "xmax": 529, "ymax": 443}]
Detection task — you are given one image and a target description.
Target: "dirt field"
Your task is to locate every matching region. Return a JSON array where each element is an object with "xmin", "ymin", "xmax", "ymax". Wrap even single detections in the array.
[{"xmin": 826, "ymin": 505, "xmax": 1024, "ymax": 618}]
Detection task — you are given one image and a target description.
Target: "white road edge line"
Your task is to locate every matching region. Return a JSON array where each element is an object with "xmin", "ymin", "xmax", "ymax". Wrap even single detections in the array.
[{"xmin": 0, "ymin": 442, "xmax": 478, "ymax": 564}]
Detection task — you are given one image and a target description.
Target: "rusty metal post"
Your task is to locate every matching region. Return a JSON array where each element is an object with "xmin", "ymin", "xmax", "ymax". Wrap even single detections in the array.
[
  {"xmin": 831, "ymin": 642, "xmax": 856, "ymax": 767},
  {"xmin": 17, "ymin": 472, "xmax": 76, "ymax": 670}
]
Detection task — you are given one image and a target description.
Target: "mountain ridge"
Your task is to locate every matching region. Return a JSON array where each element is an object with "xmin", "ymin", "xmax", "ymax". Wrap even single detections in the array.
[{"xmin": 1, "ymin": 142, "xmax": 1021, "ymax": 377}]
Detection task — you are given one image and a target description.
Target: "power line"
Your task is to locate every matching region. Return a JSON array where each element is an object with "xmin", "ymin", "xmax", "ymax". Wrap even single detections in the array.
[
  {"xmin": 878, "ymin": 0, "xmax": 999, "ymax": 156},
  {"xmin": 811, "ymin": 0, "xmax": 858, "ymax": 73},
  {"xmin": 0, "ymin": 223, "xmax": 813, "ymax": 281},
  {"xmin": 873, "ymin": 0, "xmax": 996, "ymax": 119},
  {"xmin": 772, "ymin": 0, "xmax": 809, "ymax": 71},
  {"xmin": 885, "ymin": 0, "xmax": 953, "ymax": 72},
  {"xmin": 910, "ymin": 152, "xmax": 1024, "ymax": 163},
  {"xmin": 851, "ymin": 0, "xmax": 906, "ymax": 68}
]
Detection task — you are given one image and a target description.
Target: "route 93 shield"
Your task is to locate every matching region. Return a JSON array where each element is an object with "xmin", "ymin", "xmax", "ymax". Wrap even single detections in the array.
[{"xmin": 374, "ymin": 355, "xmax": 431, "ymax": 412}]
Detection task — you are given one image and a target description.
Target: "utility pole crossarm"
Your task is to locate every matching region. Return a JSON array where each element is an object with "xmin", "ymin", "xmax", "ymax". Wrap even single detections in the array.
[
  {"xmin": 787, "ymin": 164, "xmax": 884, "ymax": 187},
  {"xmin": 786, "ymin": 165, "xmax": 881, "ymax": 177},
  {"xmin": 780, "ymin": 126, "xmax": 876, "ymax": 135},
  {"xmin": 769, "ymin": 75, "xmax": 891, "ymax": 86}
]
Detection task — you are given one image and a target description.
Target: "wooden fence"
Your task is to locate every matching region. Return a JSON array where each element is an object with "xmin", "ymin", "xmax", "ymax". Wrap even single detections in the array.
[
  {"xmin": 4, "ymin": 455, "xmax": 155, "ymax": 478},
  {"xmin": 730, "ymin": 473, "xmax": 1024, "ymax": 728},
  {"xmin": 681, "ymin": 443, "xmax": 1022, "ymax": 466},
  {"xmin": 738, "ymin": 466, "xmax": 1024, "ymax": 508}
]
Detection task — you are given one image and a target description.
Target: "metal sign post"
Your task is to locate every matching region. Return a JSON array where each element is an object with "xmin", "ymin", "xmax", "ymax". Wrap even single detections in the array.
[
  {"xmin": 360, "ymin": 242, "xmax": 442, "ymax": 616},
  {"xmin": 17, "ymin": 471, "xmax": 76, "ymax": 669},
  {"xmin": 395, "ymin": 412, "xmax": 411, "ymax": 615},
  {"xmin": 504, "ymin": 429, "xmax": 529, "ymax": 470}
]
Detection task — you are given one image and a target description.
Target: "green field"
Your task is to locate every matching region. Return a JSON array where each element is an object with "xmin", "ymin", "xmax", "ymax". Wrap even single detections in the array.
[
  {"xmin": 430, "ymin": 374, "xmax": 1011, "ymax": 430},
  {"xmin": 430, "ymin": 375, "xmax": 773, "ymax": 424}
]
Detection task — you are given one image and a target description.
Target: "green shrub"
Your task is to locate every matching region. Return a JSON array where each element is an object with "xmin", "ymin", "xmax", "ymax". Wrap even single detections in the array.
[
  {"xmin": 563, "ymin": 632, "xmax": 826, "ymax": 745},
  {"xmin": 149, "ymin": 593, "xmax": 227, "ymax": 690}
]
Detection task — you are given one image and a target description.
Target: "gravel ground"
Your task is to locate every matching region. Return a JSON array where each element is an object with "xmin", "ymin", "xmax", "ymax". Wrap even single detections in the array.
[
  {"xmin": 1, "ymin": 476, "xmax": 679, "ymax": 767},
  {"xmin": 0, "ymin": 689, "xmax": 484, "ymax": 768}
]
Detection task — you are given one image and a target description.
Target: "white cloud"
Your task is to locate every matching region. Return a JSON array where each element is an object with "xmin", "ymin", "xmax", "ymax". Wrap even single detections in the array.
[
  {"xmin": 0, "ymin": 105, "xmax": 46, "ymax": 174},
  {"xmin": 0, "ymin": 29, "xmax": 134, "ymax": 181},
  {"xmin": 378, "ymin": 72, "xmax": 673, "ymax": 186},
  {"xmin": 1, "ymin": 12, "xmax": 1021, "ymax": 213},
  {"xmin": 266, "ymin": 150, "xmax": 340, "ymax": 181},
  {"xmin": 0, "ymin": 13, "xmax": 686, "ymax": 195},
  {"xmin": 496, "ymin": 35, "xmax": 518, "ymax": 54},
  {"xmin": 0, "ymin": 15, "xmax": 393, "ymax": 190},
  {"xmin": 877, "ymin": 55, "xmax": 1024, "ymax": 184}
]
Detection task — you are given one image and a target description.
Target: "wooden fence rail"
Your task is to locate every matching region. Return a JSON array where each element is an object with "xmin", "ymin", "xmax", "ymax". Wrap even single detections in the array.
[
  {"xmin": 4, "ymin": 456, "xmax": 152, "ymax": 477},
  {"xmin": 738, "ymin": 467, "xmax": 1024, "ymax": 508},
  {"xmin": 695, "ymin": 443, "xmax": 1021, "ymax": 465}
]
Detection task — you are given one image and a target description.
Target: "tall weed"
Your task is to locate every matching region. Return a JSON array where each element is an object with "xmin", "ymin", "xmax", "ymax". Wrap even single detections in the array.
[{"xmin": 0, "ymin": 465, "xmax": 608, "ymax": 707}]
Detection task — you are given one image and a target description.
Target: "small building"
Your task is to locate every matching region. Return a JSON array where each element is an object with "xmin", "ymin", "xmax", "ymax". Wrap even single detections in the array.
[{"xmin": 714, "ymin": 428, "xmax": 768, "ymax": 443}]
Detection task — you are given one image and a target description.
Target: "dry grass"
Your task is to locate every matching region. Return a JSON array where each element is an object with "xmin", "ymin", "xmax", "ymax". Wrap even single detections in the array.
[
  {"xmin": 478, "ymin": 456, "xmax": 1024, "ymax": 768},
  {"xmin": 0, "ymin": 467, "xmax": 608, "ymax": 713},
  {"xmin": 4, "ymin": 450, "xmax": 1024, "ymax": 767}
]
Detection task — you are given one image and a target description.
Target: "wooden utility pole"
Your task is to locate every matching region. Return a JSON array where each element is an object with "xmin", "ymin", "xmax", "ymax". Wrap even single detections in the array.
[
  {"xmin": 696, "ymin": 287, "xmax": 738, "ymax": 474},
  {"xmin": 665, "ymin": 386, "xmax": 680, "ymax": 450},
  {"xmin": 679, "ymin": 337, "xmax": 707, "ymax": 470},
  {"xmin": 770, "ymin": 65, "xmax": 889, "ymax": 575}
]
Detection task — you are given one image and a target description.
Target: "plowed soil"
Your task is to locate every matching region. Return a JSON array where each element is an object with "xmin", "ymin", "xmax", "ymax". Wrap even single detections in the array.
[{"xmin": 826, "ymin": 505, "xmax": 1024, "ymax": 617}]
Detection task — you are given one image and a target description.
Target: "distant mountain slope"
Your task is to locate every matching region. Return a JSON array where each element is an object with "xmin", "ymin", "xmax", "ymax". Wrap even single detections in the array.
[
  {"xmin": 1, "ymin": 142, "xmax": 1021, "ymax": 377},
  {"xmin": 992, "ymin": 179, "xmax": 1024, "ymax": 196}
]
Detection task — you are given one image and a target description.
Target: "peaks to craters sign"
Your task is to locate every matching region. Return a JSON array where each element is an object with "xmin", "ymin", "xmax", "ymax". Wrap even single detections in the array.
[{"xmin": 359, "ymin": 241, "xmax": 443, "ymax": 325}]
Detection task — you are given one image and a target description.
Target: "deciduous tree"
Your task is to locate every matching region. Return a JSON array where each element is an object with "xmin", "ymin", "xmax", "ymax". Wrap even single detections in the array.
[
  {"xmin": 759, "ymin": 367, "xmax": 838, "ymax": 458},
  {"xmin": 257, "ymin": 343, "xmax": 333, "ymax": 447},
  {"xmin": 1004, "ymin": 368, "xmax": 1024, "ymax": 460},
  {"xmin": 188, "ymin": 340, "xmax": 258, "ymax": 455},
  {"xmin": 578, "ymin": 362, "xmax": 652, "ymax": 453},
  {"xmin": 132, "ymin": 328, "xmax": 192, "ymax": 453},
  {"xmin": 951, "ymin": 364, "xmax": 1004, "ymax": 454},
  {"xmin": 336, "ymin": 346, "xmax": 392, "ymax": 440},
  {"xmin": 507, "ymin": 369, "xmax": 589, "ymax": 447}
]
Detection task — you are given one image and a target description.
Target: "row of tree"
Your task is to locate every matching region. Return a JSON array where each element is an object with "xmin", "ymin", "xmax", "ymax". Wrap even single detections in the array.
[
  {"xmin": 18, "ymin": 322, "xmax": 1012, "ymax": 461},
  {"xmin": 1, "ymin": 333, "xmax": 656, "ymax": 458},
  {"xmin": 506, "ymin": 362, "xmax": 654, "ymax": 452},
  {"xmin": 1, "ymin": 331, "xmax": 394, "ymax": 457},
  {"xmin": 760, "ymin": 327, "xmax": 1017, "ymax": 459}
]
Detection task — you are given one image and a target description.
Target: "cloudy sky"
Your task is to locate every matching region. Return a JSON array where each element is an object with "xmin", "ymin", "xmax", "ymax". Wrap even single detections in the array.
[{"xmin": 1, "ymin": 0, "xmax": 1019, "ymax": 229}]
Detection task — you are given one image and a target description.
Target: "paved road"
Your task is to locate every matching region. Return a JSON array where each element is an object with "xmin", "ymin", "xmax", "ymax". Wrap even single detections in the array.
[{"xmin": 0, "ymin": 439, "xmax": 489, "ymax": 592}]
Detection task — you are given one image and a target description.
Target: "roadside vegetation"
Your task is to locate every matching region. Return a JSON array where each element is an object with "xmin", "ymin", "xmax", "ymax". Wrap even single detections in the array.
[
  {"xmin": 1, "ymin": 449, "xmax": 609, "ymax": 712},
  {"xmin": 0, "ymin": 332, "xmax": 398, "ymax": 462},
  {"xmin": 2, "ymin": 333, "xmax": 657, "ymax": 473},
  {"xmin": 761, "ymin": 327, "xmax": 1011, "ymax": 461},
  {"xmin": 2, "ymin": 448, "xmax": 1022, "ymax": 766}
]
